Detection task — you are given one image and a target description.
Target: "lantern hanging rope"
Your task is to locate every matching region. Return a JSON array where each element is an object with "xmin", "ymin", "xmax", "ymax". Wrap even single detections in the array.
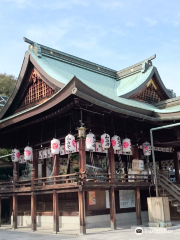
[{"xmin": 54, "ymin": 119, "xmax": 57, "ymax": 138}]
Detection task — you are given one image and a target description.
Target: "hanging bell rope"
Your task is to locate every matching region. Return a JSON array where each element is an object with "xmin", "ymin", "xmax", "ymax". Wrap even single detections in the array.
[{"xmin": 118, "ymin": 154, "xmax": 123, "ymax": 168}]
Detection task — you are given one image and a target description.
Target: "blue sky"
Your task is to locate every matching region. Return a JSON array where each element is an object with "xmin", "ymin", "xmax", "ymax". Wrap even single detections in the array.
[{"xmin": 0, "ymin": 0, "xmax": 180, "ymax": 95}]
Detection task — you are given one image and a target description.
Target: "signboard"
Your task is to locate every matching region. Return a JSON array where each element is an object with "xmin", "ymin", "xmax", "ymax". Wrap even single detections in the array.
[
  {"xmin": 106, "ymin": 190, "xmax": 110, "ymax": 208},
  {"xmin": 89, "ymin": 191, "xmax": 96, "ymax": 205},
  {"xmin": 119, "ymin": 190, "xmax": 135, "ymax": 208}
]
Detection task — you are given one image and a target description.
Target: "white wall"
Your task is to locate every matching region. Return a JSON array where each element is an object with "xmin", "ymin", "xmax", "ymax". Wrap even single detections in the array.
[{"xmin": 12, "ymin": 211, "xmax": 148, "ymax": 229}]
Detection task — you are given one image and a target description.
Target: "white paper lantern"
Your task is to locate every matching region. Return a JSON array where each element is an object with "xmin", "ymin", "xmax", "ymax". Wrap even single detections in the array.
[
  {"xmin": 65, "ymin": 134, "xmax": 75, "ymax": 152},
  {"xmin": 12, "ymin": 149, "xmax": 20, "ymax": 162},
  {"xmin": 24, "ymin": 146, "xmax": 33, "ymax": 161},
  {"xmin": 142, "ymin": 141, "xmax": 151, "ymax": 156},
  {"xmin": 86, "ymin": 132, "xmax": 96, "ymax": 151},
  {"xmin": 111, "ymin": 135, "xmax": 121, "ymax": 151},
  {"xmin": 101, "ymin": 133, "xmax": 110, "ymax": 150},
  {"xmin": 51, "ymin": 138, "xmax": 60, "ymax": 155},
  {"xmin": 122, "ymin": 138, "xmax": 131, "ymax": 152}
]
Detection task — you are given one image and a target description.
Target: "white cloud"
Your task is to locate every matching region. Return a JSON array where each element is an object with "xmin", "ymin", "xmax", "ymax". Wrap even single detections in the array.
[
  {"xmin": 1, "ymin": 0, "xmax": 33, "ymax": 8},
  {"xmin": 125, "ymin": 22, "xmax": 136, "ymax": 27},
  {"xmin": 144, "ymin": 17, "xmax": 157, "ymax": 26},
  {"xmin": 42, "ymin": 0, "xmax": 89, "ymax": 10},
  {"xmin": 98, "ymin": 1, "xmax": 123, "ymax": 10},
  {"xmin": 25, "ymin": 19, "xmax": 72, "ymax": 48}
]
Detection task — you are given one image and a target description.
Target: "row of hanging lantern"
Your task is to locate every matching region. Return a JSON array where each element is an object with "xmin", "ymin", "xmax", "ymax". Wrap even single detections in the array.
[
  {"xmin": 86, "ymin": 132, "xmax": 132, "ymax": 153},
  {"xmin": 11, "ymin": 133, "xmax": 151, "ymax": 162}
]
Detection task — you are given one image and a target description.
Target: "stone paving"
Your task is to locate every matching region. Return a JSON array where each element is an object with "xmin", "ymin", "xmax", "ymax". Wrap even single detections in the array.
[{"xmin": 0, "ymin": 224, "xmax": 180, "ymax": 240}]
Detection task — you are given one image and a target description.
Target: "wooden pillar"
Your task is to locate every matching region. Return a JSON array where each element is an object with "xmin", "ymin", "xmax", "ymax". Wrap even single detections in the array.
[
  {"xmin": 13, "ymin": 162, "xmax": 19, "ymax": 180},
  {"xmin": 0, "ymin": 196, "xmax": 1, "ymax": 227},
  {"xmin": 109, "ymin": 187, "xmax": 116, "ymax": 230},
  {"xmin": 135, "ymin": 187, "xmax": 142, "ymax": 225},
  {"xmin": 12, "ymin": 194, "xmax": 17, "ymax": 230},
  {"xmin": 53, "ymin": 155, "xmax": 59, "ymax": 184},
  {"xmin": 42, "ymin": 159, "xmax": 46, "ymax": 178},
  {"xmin": 53, "ymin": 190, "xmax": 59, "ymax": 233},
  {"xmin": 78, "ymin": 138, "xmax": 86, "ymax": 235},
  {"xmin": 31, "ymin": 192, "xmax": 37, "ymax": 231},
  {"xmin": 53, "ymin": 154, "xmax": 59, "ymax": 176},
  {"xmin": 79, "ymin": 138, "xmax": 86, "ymax": 173},
  {"xmin": 33, "ymin": 151, "xmax": 38, "ymax": 179},
  {"xmin": 78, "ymin": 191, "xmax": 86, "ymax": 235},
  {"xmin": 108, "ymin": 145, "xmax": 116, "ymax": 178},
  {"xmin": 108, "ymin": 145, "xmax": 116, "ymax": 230},
  {"xmin": 174, "ymin": 149, "xmax": 180, "ymax": 183}
]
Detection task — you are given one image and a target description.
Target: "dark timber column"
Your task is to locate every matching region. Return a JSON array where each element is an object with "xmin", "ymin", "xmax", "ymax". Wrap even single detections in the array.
[
  {"xmin": 108, "ymin": 145, "xmax": 116, "ymax": 230},
  {"xmin": 42, "ymin": 159, "xmax": 46, "ymax": 178},
  {"xmin": 78, "ymin": 138, "xmax": 86, "ymax": 235},
  {"xmin": 33, "ymin": 151, "xmax": 38, "ymax": 179},
  {"xmin": 53, "ymin": 190, "xmax": 59, "ymax": 233},
  {"xmin": 42, "ymin": 159, "xmax": 46, "ymax": 185},
  {"xmin": 12, "ymin": 194, "xmax": 17, "ymax": 230},
  {"xmin": 13, "ymin": 162, "xmax": 19, "ymax": 180},
  {"xmin": 31, "ymin": 192, "xmax": 37, "ymax": 231},
  {"xmin": 174, "ymin": 149, "xmax": 180, "ymax": 183},
  {"xmin": 53, "ymin": 154, "xmax": 59, "ymax": 184},
  {"xmin": 53, "ymin": 154, "xmax": 59, "ymax": 176},
  {"xmin": 0, "ymin": 196, "xmax": 1, "ymax": 227},
  {"xmin": 135, "ymin": 187, "xmax": 142, "ymax": 225}
]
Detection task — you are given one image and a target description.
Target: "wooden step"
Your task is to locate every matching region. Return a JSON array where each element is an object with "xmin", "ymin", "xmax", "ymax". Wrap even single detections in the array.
[
  {"xmin": 168, "ymin": 196, "xmax": 176, "ymax": 201},
  {"xmin": 171, "ymin": 200, "xmax": 180, "ymax": 206},
  {"xmin": 177, "ymin": 205, "xmax": 180, "ymax": 212},
  {"xmin": 159, "ymin": 192, "xmax": 171, "ymax": 197}
]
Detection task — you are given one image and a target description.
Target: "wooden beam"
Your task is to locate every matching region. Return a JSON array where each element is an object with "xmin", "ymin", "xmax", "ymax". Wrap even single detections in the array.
[
  {"xmin": 174, "ymin": 149, "xmax": 180, "ymax": 183},
  {"xmin": 135, "ymin": 187, "xmax": 142, "ymax": 225},
  {"xmin": 53, "ymin": 190, "xmax": 59, "ymax": 233},
  {"xmin": 78, "ymin": 191, "xmax": 86, "ymax": 235},
  {"xmin": 0, "ymin": 197, "xmax": 1, "ymax": 227},
  {"xmin": 79, "ymin": 139, "xmax": 86, "ymax": 173},
  {"xmin": 12, "ymin": 193, "xmax": 17, "ymax": 229},
  {"xmin": 33, "ymin": 151, "xmax": 38, "ymax": 179},
  {"xmin": 109, "ymin": 187, "xmax": 116, "ymax": 230},
  {"xmin": 31, "ymin": 192, "xmax": 37, "ymax": 231}
]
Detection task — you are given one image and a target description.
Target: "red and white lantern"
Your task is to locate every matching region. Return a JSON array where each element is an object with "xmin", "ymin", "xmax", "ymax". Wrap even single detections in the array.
[
  {"xmin": 86, "ymin": 132, "xmax": 96, "ymax": 151},
  {"xmin": 142, "ymin": 141, "xmax": 151, "ymax": 156},
  {"xmin": 12, "ymin": 149, "xmax": 20, "ymax": 162},
  {"xmin": 24, "ymin": 146, "xmax": 33, "ymax": 161},
  {"xmin": 122, "ymin": 138, "xmax": 131, "ymax": 153},
  {"xmin": 65, "ymin": 134, "xmax": 75, "ymax": 152},
  {"xmin": 111, "ymin": 135, "xmax": 121, "ymax": 151},
  {"xmin": 51, "ymin": 138, "xmax": 60, "ymax": 155},
  {"xmin": 101, "ymin": 133, "xmax": 110, "ymax": 150}
]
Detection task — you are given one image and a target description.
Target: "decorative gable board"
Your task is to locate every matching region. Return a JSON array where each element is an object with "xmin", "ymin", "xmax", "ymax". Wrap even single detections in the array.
[
  {"xmin": 17, "ymin": 68, "xmax": 56, "ymax": 111},
  {"xmin": 130, "ymin": 77, "xmax": 167, "ymax": 104}
]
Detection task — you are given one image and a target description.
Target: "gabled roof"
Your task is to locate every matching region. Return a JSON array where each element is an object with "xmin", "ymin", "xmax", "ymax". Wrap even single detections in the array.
[{"xmin": 0, "ymin": 37, "xmax": 179, "ymax": 126}]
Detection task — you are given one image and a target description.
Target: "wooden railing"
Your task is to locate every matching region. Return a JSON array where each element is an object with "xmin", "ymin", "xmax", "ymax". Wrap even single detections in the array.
[
  {"xmin": 158, "ymin": 173, "xmax": 180, "ymax": 202},
  {"xmin": 0, "ymin": 172, "xmax": 153, "ymax": 193}
]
